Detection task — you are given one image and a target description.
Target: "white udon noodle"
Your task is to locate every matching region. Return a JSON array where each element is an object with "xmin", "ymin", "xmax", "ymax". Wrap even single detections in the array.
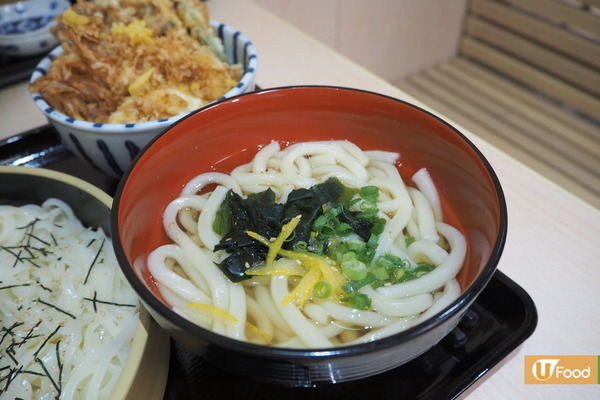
[
  {"xmin": 0, "ymin": 199, "xmax": 139, "ymax": 400},
  {"xmin": 148, "ymin": 140, "xmax": 466, "ymax": 348}
]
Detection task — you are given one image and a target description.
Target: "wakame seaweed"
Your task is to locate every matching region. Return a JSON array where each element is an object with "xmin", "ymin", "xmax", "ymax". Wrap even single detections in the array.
[{"xmin": 213, "ymin": 177, "xmax": 368, "ymax": 282}]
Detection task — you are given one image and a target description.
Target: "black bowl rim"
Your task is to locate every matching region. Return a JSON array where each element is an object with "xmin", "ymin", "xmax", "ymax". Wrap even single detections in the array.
[
  {"xmin": 111, "ymin": 85, "xmax": 508, "ymax": 360},
  {"xmin": 0, "ymin": 165, "xmax": 112, "ymax": 208}
]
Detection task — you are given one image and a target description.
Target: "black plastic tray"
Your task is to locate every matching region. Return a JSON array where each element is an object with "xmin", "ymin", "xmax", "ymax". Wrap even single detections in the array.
[
  {"xmin": 0, "ymin": 125, "xmax": 538, "ymax": 400},
  {"xmin": 0, "ymin": 52, "xmax": 45, "ymax": 89}
]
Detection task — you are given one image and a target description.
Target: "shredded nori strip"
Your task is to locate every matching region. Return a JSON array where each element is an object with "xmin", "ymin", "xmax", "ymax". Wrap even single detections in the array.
[
  {"xmin": 37, "ymin": 299, "xmax": 76, "ymax": 319},
  {"xmin": 83, "ymin": 237, "xmax": 105, "ymax": 284},
  {"xmin": 83, "ymin": 291, "xmax": 137, "ymax": 313}
]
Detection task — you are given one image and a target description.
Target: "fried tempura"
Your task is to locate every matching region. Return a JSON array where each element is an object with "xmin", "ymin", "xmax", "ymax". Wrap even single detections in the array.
[{"xmin": 30, "ymin": 0, "xmax": 242, "ymax": 123}]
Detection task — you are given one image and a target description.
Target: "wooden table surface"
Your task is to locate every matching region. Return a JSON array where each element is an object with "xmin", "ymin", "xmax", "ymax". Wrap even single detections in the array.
[{"xmin": 1, "ymin": 1, "xmax": 598, "ymax": 398}]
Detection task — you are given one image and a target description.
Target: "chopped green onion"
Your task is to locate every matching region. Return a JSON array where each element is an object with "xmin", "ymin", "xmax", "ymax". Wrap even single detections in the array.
[
  {"xmin": 357, "ymin": 247, "xmax": 376, "ymax": 264},
  {"xmin": 293, "ymin": 241, "xmax": 308, "ymax": 252},
  {"xmin": 341, "ymin": 258, "xmax": 368, "ymax": 281},
  {"xmin": 372, "ymin": 222, "xmax": 384, "ymax": 235},
  {"xmin": 284, "ymin": 230, "xmax": 296, "ymax": 242},
  {"xmin": 374, "ymin": 254, "xmax": 407, "ymax": 272},
  {"xmin": 341, "ymin": 293, "xmax": 372, "ymax": 310},
  {"xmin": 360, "ymin": 185, "xmax": 379, "ymax": 202},
  {"xmin": 343, "ymin": 198, "xmax": 361, "ymax": 208},
  {"xmin": 416, "ymin": 261, "xmax": 435, "ymax": 272},
  {"xmin": 327, "ymin": 204, "xmax": 344, "ymax": 217},
  {"xmin": 395, "ymin": 263, "xmax": 434, "ymax": 283},
  {"xmin": 327, "ymin": 216, "xmax": 340, "ymax": 227},
  {"xmin": 357, "ymin": 210, "xmax": 377, "ymax": 221},
  {"xmin": 341, "ymin": 272, "xmax": 379, "ymax": 293},
  {"xmin": 312, "ymin": 281, "xmax": 332, "ymax": 299},
  {"xmin": 359, "ymin": 201, "xmax": 378, "ymax": 211},
  {"xmin": 312, "ymin": 215, "xmax": 328, "ymax": 231},
  {"xmin": 335, "ymin": 223, "xmax": 353, "ymax": 236},
  {"xmin": 319, "ymin": 224, "xmax": 335, "ymax": 237},
  {"xmin": 395, "ymin": 268, "xmax": 406, "ymax": 279},
  {"xmin": 310, "ymin": 239, "xmax": 325, "ymax": 254},
  {"xmin": 369, "ymin": 266, "xmax": 391, "ymax": 280},
  {"xmin": 343, "ymin": 240, "xmax": 365, "ymax": 253},
  {"xmin": 366, "ymin": 233, "xmax": 379, "ymax": 248}
]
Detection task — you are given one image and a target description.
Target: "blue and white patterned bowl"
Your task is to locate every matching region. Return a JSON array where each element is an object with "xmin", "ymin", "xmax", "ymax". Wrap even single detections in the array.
[
  {"xmin": 0, "ymin": 0, "xmax": 69, "ymax": 56},
  {"xmin": 30, "ymin": 22, "xmax": 258, "ymax": 179}
]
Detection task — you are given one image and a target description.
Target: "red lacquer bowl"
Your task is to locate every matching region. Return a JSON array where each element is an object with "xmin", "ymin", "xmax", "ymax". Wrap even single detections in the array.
[{"xmin": 112, "ymin": 86, "xmax": 507, "ymax": 387}]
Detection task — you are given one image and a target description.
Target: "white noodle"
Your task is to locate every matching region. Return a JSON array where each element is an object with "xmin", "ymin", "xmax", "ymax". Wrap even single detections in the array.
[
  {"xmin": 407, "ymin": 239, "xmax": 449, "ymax": 265},
  {"xmin": 369, "ymin": 176, "xmax": 412, "ymax": 257},
  {"xmin": 412, "ymin": 167, "xmax": 443, "ymax": 221},
  {"xmin": 147, "ymin": 245, "xmax": 212, "ymax": 303},
  {"xmin": 376, "ymin": 223, "xmax": 466, "ymax": 298},
  {"xmin": 226, "ymin": 282, "xmax": 247, "ymax": 340},
  {"xmin": 147, "ymin": 140, "xmax": 468, "ymax": 348},
  {"xmin": 347, "ymin": 316, "xmax": 415, "ymax": 345},
  {"xmin": 246, "ymin": 296, "xmax": 275, "ymax": 343},
  {"xmin": 253, "ymin": 285, "xmax": 295, "ymax": 337},
  {"xmin": 360, "ymin": 285, "xmax": 434, "ymax": 317},
  {"xmin": 181, "ymin": 172, "xmax": 242, "ymax": 196},
  {"xmin": 303, "ymin": 302, "xmax": 330, "ymax": 325},
  {"xmin": 0, "ymin": 199, "xmax": 138, "ymax": 400},
  {"xmin": 319, "ymin": 301, "xmax": 395, "ymax": 327},
  {"xmin": 270, "ymin": 276, "xmax": 332, "ymax": 348},
  {"xmin": 412, "ymin": 279, "xmax": 461, "ymax": 323},
  {"xmin": 197, "ymin": 185, "xmax": 229, "ymax": 249},
  {"xmin": 408, "ymin": 186, "xmax": 439, "ymax": 242},
  {"xmin": 252, "ymin": 141, "xmax": 281, "ymax": 173}
]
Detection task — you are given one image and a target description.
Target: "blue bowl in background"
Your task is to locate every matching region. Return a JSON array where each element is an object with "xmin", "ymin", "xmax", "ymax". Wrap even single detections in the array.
[{"xmin": 0, "ymin": 0, "xmax": 68, "ymax": 56}]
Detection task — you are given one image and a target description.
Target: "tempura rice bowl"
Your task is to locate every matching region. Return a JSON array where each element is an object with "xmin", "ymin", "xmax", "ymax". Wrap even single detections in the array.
[
  {"xmin": 112, "ymin": 86, "xmax": 507, "ymax": 386},
  {"xmin": 29, "ymin": 22, "xmax": 257, "ymax": 179}
]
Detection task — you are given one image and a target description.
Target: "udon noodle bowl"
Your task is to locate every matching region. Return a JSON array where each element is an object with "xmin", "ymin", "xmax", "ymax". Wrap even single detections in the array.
[
  {"xmin": 148, "ymin": 140, "xmax": 467, "ymax": 348},
  {"xmin": 0, "ymin": 199, "xmax": 139, "ymax": 400}
]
